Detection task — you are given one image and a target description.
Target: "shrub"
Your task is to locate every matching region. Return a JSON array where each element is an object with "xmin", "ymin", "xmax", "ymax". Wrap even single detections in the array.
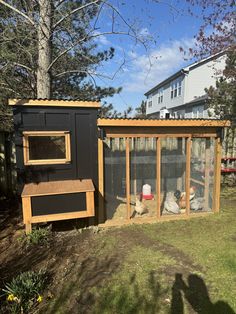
[
  {"xmin": 20, "ymin": 227, "xmax": 51, "ymax": 246},
  {"xmin": 3, "ymin": 270, "xmax": 48, "ymax": 313}
]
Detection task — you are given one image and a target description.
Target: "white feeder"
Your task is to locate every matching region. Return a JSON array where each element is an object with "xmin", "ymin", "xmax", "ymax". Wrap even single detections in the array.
[{"xmin": 142, "ymin": 184, "xmax": 151, "ymax": 196}]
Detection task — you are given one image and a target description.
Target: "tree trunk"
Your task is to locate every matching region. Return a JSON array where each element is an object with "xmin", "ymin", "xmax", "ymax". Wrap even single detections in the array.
[{"xmin": 37, "ymin": 0, "xmax": 52, "ymax": 99}]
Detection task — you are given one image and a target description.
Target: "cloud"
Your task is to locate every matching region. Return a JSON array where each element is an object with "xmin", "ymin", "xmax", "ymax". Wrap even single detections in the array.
[
  {"xmin": 123, "ymin": 38, "xmax": 194, "ymax": 93},
  {"xmin": 93, "ymin": 31, "xmax": 111, "ymax": 46}
]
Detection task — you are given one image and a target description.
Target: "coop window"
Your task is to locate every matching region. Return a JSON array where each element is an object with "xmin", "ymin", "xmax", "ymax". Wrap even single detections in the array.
[{"xmin": 23, "ymin": 131, "xmax": 71, "ymax": 165}]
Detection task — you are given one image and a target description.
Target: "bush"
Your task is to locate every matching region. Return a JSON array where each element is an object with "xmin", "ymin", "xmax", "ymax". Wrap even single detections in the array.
[
  {"xmin": 3, "ymin": 270, "xmax": 48, "ymax": 313},
  {"xmin": 20, "ymin": 227, "xmax": 51, "ymax": 246}
]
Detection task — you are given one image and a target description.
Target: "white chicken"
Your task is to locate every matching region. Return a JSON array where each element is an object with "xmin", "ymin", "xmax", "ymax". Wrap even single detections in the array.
[
  {"xmin": 134, "ymin": 196, "xmax": 148, "ymax": 215},
  {"xmin": 190, "ymin": 197, "xmax": 204, "ymax": 211},
  {"xmin": 164, "ymin": 192, "xmax": 180, "ymax": 214}
]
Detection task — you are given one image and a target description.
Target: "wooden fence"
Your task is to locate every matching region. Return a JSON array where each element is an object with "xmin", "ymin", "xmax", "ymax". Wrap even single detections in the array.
[{"xmin": 0, "ymin": 132, "xmax": 17, "ymax": 197}]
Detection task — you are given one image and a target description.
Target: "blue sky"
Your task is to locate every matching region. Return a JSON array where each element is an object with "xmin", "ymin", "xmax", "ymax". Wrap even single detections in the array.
[{"xmin": 93, "ymin": 0, "xmax": 204, "ymax": 113}]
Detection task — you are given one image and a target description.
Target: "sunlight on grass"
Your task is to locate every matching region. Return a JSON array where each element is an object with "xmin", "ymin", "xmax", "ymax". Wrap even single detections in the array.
[
  {"xmin": 92, "ymin": 246, "xmax": 175, "ymax": 314},
  {"xmin": 42, "ymin": 188, "xmax": 236, "ymax": 313},
  {"xmin": 140, "ymin": 189, "xmax": 236, "ymax": 309}
]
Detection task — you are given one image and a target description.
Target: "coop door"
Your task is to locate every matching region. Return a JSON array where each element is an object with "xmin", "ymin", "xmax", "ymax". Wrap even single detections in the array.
[{"xmin": 161, "ymin": 137, "xmax": 186, "ymax": 216}]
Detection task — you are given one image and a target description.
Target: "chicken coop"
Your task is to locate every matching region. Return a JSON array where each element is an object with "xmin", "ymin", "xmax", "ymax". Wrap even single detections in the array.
[
  {"xmin": 9, "ymin": 99, "xmax": 100, "ymax": 232},
  {"xmin": 97, "ymin": 118, "xmax": 230, "ymax": 226},
  {"xmin": 9, "ymin": 98, "xmax": 230, "ymax": 231}
]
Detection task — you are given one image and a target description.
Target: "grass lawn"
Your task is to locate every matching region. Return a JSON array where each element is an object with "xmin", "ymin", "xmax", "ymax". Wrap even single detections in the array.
[
  {"xmin": 42, "ymin": 187, "xmax": 236, "ymax": 314},
  {"xmin": 0, "ymin": 187, "xmax": 235, "ymax": 314}
]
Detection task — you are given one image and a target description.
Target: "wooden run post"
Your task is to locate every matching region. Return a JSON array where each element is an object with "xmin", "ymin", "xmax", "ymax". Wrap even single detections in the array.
[
  {"xmin": 98, "ymin": 137, "xmax": 105, "ymax": 223},
  {"xmin": 156, "ymin": 138, "xmax": 161, "ymax": 219},
  {"xmin": 22, "ymin": 196, "xmax": 32, "ymax": 234},
  {"xmin": 213, "ymin": 137, "xmax": 222, "ymax": 212},
  {"xmin": 126, "ymin": 138, "xmax": 131, "ymax": 219},
  {"xmin": 185, "ymin": 137, "xmax": 191, "ymax": 216},
  {"xmin": 204, "ymin": 139, "xmax": 211, "ymax": 210}
]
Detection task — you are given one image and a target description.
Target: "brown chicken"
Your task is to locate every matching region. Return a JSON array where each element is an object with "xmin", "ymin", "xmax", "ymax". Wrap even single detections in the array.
[
  {"xmin": 179, "ymin": 186, "xmax": 196, "ymax": 208},
  {"xmin": 135, "ymin": 196, "xmax": 148, "ymax": 215}
]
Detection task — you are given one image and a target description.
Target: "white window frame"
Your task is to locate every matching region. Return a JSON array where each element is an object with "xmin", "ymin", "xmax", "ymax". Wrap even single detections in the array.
[
  {"xmin": 171, "ymin": 78, "xmax": 182, "ymax": 99},
  {"xmin": 157, "ymin": 87, "xmax": 164, "ymax": 104}
]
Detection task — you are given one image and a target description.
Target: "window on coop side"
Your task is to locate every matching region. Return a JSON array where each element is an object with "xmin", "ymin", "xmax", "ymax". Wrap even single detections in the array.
[{"xmin": 23, "ymin": 131, "xmax": 71, "ymax": 165}]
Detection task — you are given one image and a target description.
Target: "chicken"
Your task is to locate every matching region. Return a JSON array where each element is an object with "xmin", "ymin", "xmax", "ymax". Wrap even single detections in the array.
[
  {"xmin": 179, "ymin": 186, "xmax": 196, "ymax": 208},
  {"xmin": 134, "ymin": 196, "xmax": 148, "ymax": 215},
  {"xmin": 164, "ymin": 192, "xmax": 180, "ymax": 214},
  {"xmin": 190, "ymin": 197, "xmax": 204, "ymax": 211}
]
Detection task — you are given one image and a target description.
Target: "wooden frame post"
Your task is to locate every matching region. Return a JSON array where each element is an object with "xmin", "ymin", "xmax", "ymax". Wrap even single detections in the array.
[
  {"xmin": 185, "ymin": 137, "xmax": 191, "ymax": 216},
  {"xmin": 213, "ymin": 137, "xmax": 222, "ymax": 212},
  {"xmin": 98, "ymin": 137, "xmax": 105, "ymax": 223},
  {"xmin": 126, "ymin": 138, "xmax": 131, "ymax": 219},
  {"xmin": 22, "ymin": 196, "xmax": 32, "ymax": 234},
  {"xmin": 156, "ymin": 137, "xmax": 161, "ymax": 219}
]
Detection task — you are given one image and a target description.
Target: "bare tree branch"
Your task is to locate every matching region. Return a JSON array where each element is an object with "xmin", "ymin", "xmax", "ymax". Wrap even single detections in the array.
[
  {"xmin": 54, "ymin": 0, "xmax": 67, "ymax": 9},
  {"xmin": 53, "ymin": 0, "xmax": 100, "ymax": 29},
  {"xmin": 48, "ymin": 29, "xmax": 147, "ymax": 71},
  {"xmin": 0, "ymin": 0, "xmax": 35, "ymax": 26},
  {"xmin": 13, "ymin": 62, "xmax": 32, "ymax": 72}
]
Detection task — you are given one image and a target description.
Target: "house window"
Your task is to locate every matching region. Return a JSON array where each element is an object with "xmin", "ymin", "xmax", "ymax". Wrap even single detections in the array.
[
  {"xmin": 23, "ymin": 131, "xmax": 71, "ymax": 165},
  {"xmin": 192, "ymin": 105, "xmax": 204, "ymax": 118},
  {"xmin": 171, "ymin": 78, "xmax": 182, "ymax": 99},
  {"xmin": 148, "ymin": 101, "xmax": 152, "ymax": 108},
  {"xmin": 158, "ymin": 88, "xmax": 164, "ymax": 104}
]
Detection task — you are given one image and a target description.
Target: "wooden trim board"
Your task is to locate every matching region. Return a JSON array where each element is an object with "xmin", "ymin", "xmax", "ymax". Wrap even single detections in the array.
[
  {"xmin": 126, "ymin": 138, "xmax": 131, "ymax": 219},
  {"xmin": 22, "ymin": 179, "xmax": 95, "ymax": 197},
  {"xmin": 156, "ymin": 138, "xmax": 161, "ymax": 219},
  {"xmin": 99, "ymin": 211, "xmax": 214, "ymax": 228},
  {"xmin": 213, "ymin": 137, "xmax": 222, "ymax": 212},
  {"xmin": 102, "ymin": 126, "xmax": 219, "ymax": 138},
  {"xmin": 31, "ymin": 210, "xmax": 94, "ymax": 224},
  {"xmin": 97, "ymin": 118, "xmax": 230, "ymax": 127},
  {"xmin": 185, "ymin": 137, "xmax": 191, "ymax": 216},
  {"xmin": 23, "ymin": 131, "xmax": 71, "ymax": 165},
  {"xmin": 9, "ymin": 98, "xmax": 100, "ymax": 108},
  {"xmin": 98, "ymin": 138, "xmax": 105, "ymax": 223}
]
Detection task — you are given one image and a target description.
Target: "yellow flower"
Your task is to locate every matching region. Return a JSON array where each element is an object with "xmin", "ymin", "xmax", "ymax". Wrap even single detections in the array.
[
  {"xmin": 7, "ymin": 294, "xmax": 15, "ymax": 302},
  {"xmin": 37, "ymin": 295, "xmax": 43, "ymax": 303}
]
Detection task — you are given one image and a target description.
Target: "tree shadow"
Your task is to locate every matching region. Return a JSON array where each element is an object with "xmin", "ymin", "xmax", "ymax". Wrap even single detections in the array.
[{"xmin": 171, "ymin": 273, "xmax": 235, "ymax": 314}]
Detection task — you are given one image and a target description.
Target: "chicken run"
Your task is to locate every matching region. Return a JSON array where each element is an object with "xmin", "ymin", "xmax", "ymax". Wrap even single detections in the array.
[{"xmin": 96, "ymin": 117, "xmax": 230, "ymax": 226}]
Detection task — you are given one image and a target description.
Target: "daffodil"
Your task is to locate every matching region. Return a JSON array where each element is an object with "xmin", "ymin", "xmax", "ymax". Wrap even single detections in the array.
[
  {"xmin": 7, "ymin": 294, "xmax": 15, "ymax": 302},
  {"xmin": 37, "ymin": 295, "xmax": 43, "ymax": 303}
]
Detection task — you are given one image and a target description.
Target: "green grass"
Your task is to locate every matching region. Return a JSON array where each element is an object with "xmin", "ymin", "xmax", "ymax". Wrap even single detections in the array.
[{"xmin": 44, "ymin": 187, "xmax": 236, "ymax": 313}]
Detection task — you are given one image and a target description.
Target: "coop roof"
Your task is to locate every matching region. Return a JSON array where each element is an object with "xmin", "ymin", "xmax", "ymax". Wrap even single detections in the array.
[
  {"xmin": 8, "ymin": 98, "xmax": 100, "ymax": 108},
  {"xmin": 97, "ymin": 118, "xmax": 230, "ymax": 128}
]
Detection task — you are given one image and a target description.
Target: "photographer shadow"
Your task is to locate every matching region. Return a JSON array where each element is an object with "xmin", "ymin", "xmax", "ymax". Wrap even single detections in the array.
[{"xmin": 171, "ymin": 273, "xmax": 235, "ymax": 314}]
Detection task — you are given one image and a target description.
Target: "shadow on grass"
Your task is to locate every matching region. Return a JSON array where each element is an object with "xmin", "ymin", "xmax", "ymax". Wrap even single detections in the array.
[
  {"xmin": 171, "ymin": 273, "xmax": 235, "ymax": 314},
  {"xmin": 44, "ymin": 254, "xmax": 123, "ymax": 314},
  {"xmin": 93, "ymin": 271, "xmax": 167, "ymax": 314}
]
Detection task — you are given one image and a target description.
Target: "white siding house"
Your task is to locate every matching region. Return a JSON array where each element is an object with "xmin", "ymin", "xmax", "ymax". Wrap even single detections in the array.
[{"xmin": 145, "ymin": 52, "xmax": 226, "ymax": 118}]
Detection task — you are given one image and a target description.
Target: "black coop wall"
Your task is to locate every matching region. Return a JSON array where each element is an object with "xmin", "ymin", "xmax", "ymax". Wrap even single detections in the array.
[{"xmin": 13, "ymin": 106, "xmax": 98, "ymax": 194}]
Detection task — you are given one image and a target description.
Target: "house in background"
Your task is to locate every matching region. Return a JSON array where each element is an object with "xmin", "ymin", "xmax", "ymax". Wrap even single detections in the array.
[{"xmin": 145, "ymin": 52, "xmax": 226, "ymax": 119}]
